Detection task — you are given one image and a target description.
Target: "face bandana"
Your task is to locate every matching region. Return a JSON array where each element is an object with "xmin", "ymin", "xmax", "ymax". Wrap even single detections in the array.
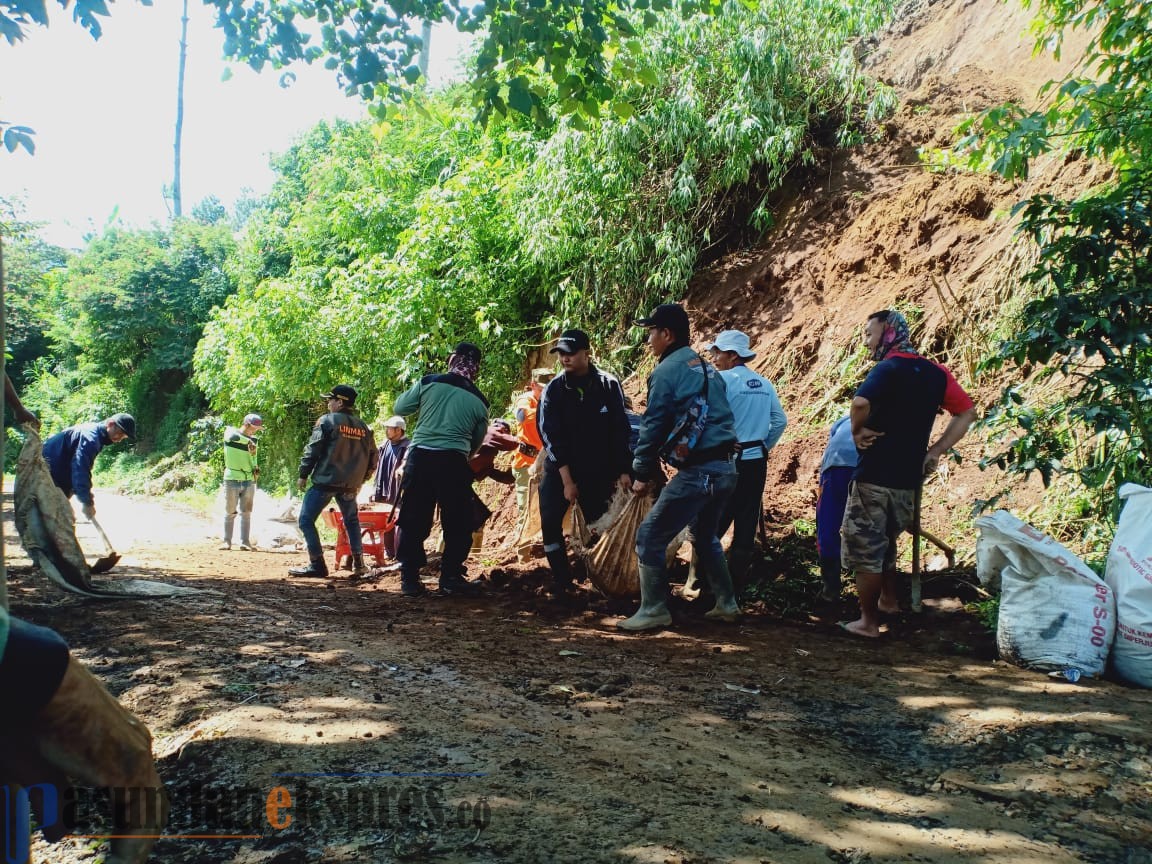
[{"xmin": 872, "ymin": 311, "xmax": 917, "ymax": 361}]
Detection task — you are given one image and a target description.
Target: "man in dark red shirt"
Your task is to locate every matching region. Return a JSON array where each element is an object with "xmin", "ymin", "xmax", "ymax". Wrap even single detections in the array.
[{"xmin": 841, "ymin": 310, "xmax": 977, "ymax": 638}]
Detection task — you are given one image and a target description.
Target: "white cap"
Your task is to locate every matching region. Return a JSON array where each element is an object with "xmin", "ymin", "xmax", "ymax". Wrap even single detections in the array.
[
  {"xmin": 707, "ymin": 330, "xmax": 756, "ymax": 359},
  {"xmin": 384, "ymin": 416, "xmax": 407, "ymax": 430}
]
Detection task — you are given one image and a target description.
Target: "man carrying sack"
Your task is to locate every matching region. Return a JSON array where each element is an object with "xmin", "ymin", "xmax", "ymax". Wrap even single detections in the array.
[
  {"xmin": 537, "ymin": 329, "xmax": 632, "ymax": 600},
  {"xmin": 621, "ymin": 303, "xmax": 742, "ymax": 632}
]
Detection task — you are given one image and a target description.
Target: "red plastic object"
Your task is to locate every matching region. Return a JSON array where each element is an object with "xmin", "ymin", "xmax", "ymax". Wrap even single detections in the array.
[{"xmin": 321, "ymin": 506, "xmax": 396, "ymax": 569}]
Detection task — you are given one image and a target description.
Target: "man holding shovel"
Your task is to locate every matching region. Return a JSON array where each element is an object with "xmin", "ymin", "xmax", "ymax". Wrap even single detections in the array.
[{"xmin": 839, "ymin": 310, "xmax": 976, "ymax": 639}]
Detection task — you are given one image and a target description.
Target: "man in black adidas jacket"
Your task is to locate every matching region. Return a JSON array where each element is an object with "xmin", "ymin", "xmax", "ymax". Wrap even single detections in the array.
[{"xmin": 537, "ymin": 329, "xmax": 633, "ymax": 598}]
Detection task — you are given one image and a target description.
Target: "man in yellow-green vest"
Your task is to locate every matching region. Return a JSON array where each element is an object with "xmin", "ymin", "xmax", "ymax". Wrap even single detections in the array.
[{"xmin": 220, "ymin": 413, "xmax": 263, "ymax": 550}]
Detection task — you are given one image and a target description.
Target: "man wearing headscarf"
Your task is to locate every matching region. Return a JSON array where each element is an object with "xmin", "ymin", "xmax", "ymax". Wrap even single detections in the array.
[
  {"xmin": 839, "ymin": 310, "xmax": 977, "ymax": 639},
  {"xmin": 392, "ymin": 342, "xmax": 490, "ymax": 597}
]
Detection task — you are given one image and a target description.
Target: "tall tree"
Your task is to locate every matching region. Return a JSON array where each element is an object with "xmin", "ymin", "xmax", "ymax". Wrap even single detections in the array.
[{"xmin": 173, "ymin": 0, "xmax": 189, "ymax": 218}]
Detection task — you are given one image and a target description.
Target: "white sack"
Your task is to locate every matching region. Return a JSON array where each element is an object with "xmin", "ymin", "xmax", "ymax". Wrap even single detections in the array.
[
  {"xmin": 976, "ymin": 510, "xmax": 1114, "ymax": 677},
  {"xmin": 1104, "ymin": 484, "xmax": 1152, "ymax": 688}
]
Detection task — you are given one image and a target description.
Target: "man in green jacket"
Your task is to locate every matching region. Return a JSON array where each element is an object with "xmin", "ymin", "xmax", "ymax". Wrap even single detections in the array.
[
  {"xmin": 393, "ymin": 342, "xmax": 490, "ymax": 597},
  {"xmin": 220, "ymin": 413, "xmax": 263, "ymax": 551}
]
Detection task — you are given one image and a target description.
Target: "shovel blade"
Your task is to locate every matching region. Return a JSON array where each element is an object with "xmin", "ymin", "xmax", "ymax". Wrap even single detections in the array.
[{"xmin": 90, "ymin": 553, "xmax": 121, "ymax": 575}]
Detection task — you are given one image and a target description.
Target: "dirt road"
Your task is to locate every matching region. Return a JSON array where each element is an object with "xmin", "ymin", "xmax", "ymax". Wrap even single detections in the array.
[{"xmin": 5, "ymin": 492, "xmax": 1150, "ymax": 864}]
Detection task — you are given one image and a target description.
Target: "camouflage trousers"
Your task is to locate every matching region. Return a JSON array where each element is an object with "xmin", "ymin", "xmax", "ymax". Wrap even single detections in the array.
[{"xmin": 840, "ymin": 481, "xmax": 915, "ymax": 573}]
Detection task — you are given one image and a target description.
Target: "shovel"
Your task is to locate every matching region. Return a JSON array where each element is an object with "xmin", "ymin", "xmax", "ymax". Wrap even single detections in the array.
[{"xmin": 88, "ymin": 514, "xmax": 122, "ymax": 574}]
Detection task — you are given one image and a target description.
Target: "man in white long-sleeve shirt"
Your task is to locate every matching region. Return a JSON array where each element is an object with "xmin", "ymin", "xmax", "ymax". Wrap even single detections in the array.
[{"xmin": 708, "ymin": 329, "xmax": 787, "ymax": 579}]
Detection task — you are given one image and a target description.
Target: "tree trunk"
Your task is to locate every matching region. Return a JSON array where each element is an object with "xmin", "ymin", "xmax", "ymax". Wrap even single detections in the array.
[
  {"xmin": 1, "ymin": 233, "xmax": 8, "ymax": 611},
  {"xmin": 418, "ymin": 19, "xmax": 432, "ymax": 80},
  {"xmin": 173, "ymin": 0, "xmax": 189, "ymax": 218}
]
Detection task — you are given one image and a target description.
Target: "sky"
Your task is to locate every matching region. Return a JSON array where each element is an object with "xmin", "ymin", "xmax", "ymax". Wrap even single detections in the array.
[{"xmin": 0, "ymin": 2, "xmax": 473, "ymax": 248}]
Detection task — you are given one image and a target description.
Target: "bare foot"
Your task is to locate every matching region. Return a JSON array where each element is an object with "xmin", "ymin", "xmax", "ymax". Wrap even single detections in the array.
[
  {"xmin": 838, "ymin": 619, "xmax": 881, "ymax": 639},
  {"xmin": 878, "ymin": 601, "xmax": 901, "ymax": 614}
]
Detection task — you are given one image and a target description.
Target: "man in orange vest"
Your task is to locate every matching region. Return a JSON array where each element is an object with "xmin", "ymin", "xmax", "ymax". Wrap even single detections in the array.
[{"xmin": 511, "ymin": 368, "xmax": 554, "ymax": 535}]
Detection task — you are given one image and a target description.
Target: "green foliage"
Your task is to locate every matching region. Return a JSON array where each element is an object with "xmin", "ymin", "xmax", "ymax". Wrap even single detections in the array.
[
  {"xmin": 949, "ymin": 0, "xmax": 1152, "ymax": 180},
  {"xmin": 952, "ymin": 1, "xmax": 1152, "ymax": 529},
  {"xmin": 966, "ymin": 595, "xmax": 999, "ymax": 633},
  {"xmin": 0, "ymin": 197, "xmax": 66, "ymax": 390},
  {"xmin": 195, "ymin": 1, "xmax": 896, "ymax": 475},
  {"xmin": 23, "ymin": 218, "xmax": 238, "ymax": 452},
  {"xmin": 520, "ymin": 0, "xmax": 897, "ymax": 334}
]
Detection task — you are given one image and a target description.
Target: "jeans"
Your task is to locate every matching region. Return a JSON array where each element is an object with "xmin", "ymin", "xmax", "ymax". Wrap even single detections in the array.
[
  {"xmin": 298, "ymin": 485, "xmax": 363, "ymax": 560},
  {"xmin": 716, "ymin": 456, "xmax": 767, "ymax": 557},
  {"xmin": 223, "ymin": 479, "xmax": 256, "ymax": 545},
  {"xmin": 636, "ymin": 459, "xmax": 737, "ymax": 570},
  {"xmin": 396, "ymin": 447, "xmax": 474, "ymax": 584}
]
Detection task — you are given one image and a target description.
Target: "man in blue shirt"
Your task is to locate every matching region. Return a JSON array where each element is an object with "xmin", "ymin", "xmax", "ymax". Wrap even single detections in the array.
[
  {"xmin": 621, "ymin": 303, "xmax": 741, "ymax": 631},
  {"xmin": 707, "ymin": 329, "xmax": 787, "ymax": 581},
  {"xmin": 41, "ymin": 413, "xmax": 135, "ymax": 521}
]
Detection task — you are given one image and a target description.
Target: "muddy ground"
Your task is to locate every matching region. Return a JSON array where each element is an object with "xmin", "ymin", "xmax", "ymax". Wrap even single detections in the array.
[{"xmin": 6, "ymin": 492, "xmax": 1151, "ymax": 864}]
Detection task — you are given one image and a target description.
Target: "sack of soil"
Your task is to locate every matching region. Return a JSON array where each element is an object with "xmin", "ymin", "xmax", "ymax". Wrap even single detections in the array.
[
  {"xmin": 1105, "ymin": 483, "xmax": 1152, "ymax": 688},
  {"xmin": 976, "ymin": 510, "xmax": 1114, "ymax": 677},
  {"xmin": 576, "ymin": 489, "xmax": 650, "ymax": 599}
]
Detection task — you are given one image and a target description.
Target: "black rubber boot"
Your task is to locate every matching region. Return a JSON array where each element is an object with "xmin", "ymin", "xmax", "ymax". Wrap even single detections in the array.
[
  {"xmin": 544, "ymin": 545, "xmax": 575, "ymax": 598},
  {"xmin": 401, "ymin": 574, "xmax": 428, "ymax": 597},
  {"xmin": 289, "ymin": 557, "xmax": 329, "ymax": 578},
  {"xmin": 819, "ymin": 558, "xmax": 841, "ymax": 602}
]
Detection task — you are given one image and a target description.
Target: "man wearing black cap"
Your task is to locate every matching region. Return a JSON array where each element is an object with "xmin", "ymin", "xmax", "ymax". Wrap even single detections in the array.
[
  {"xmin": 42, "ymin": 413, "xmax": 136, "ymax": 522},
  {"xmin": 537, "ymin": 329, "xmax": 633, "ymax": 598},
  {"xmin": 621, "ymin": 303, "xmax": 741, "ymax": 631},
  {"xmin": 290, "ymin": 385, "xmax": 378, "ymax": 578},
  {"xmin": 392, "ymin": 342, "xmax": 491, "ymax": 597}
]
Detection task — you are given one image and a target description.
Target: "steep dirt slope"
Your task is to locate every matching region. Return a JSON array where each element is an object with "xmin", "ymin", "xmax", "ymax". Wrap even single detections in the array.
[{"xmin": 681, "ymin": 0, "xmax": 1106, "ymax": 549}]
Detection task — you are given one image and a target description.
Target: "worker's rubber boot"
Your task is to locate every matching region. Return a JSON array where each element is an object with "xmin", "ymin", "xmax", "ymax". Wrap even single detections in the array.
[
  {"xmin": 350, "ymin": 553, "xmax": 368, "ymax": 577},
  {"xmin": 617, "ymin": 564, "xmax": 672, "ymax": 631},
  {"xmin": 819, "ymin": 558, "xmax": 841, "ymax": 602},
  {"xmin": 288, "ymin": 557, "xmax": 329, "ymax": 578},
  {"xmin": 400, "ymin": 569, "xmax": 428, "ymax": 597},
  {"xmin": 702, "ymin": 550, "xmax": 741, "ymax": 622},
  {"xmin": 545, "ymin": 545, "xmax": 574, "ymax": 598},
  {"xmin": 727, "ymin": 547, "xmax": 753, "ymax": 593}
]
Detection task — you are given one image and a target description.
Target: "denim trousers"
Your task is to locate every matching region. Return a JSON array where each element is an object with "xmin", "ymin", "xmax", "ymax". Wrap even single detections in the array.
[
  {"xmin": 223, "ymin": 479, "xmax": 256, "ymax": 545},
  {"xmin": 298, "ymin": 485, "xmax": 363, "ymax": 560},
  {"xmin": 636, "ymin": 458, "xmax": 738, "ymax": 570}
]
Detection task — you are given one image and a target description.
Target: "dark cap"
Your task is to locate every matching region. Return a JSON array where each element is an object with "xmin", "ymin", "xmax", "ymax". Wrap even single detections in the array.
[
  {"xmin": 321, "ymin": 384, "xmax": 358, "ymax": 405},
  {"xmin": 452, "ymin": 342, "xmax": 482, "ymax": 364},
  {"xmin": 108, "ymin": 413, "xmax": 136, "ymax": 440},
  {"xmin": 549, "ymin": 329, "xmax": 591, "ymax": 355},
  {"xmin": 636, "ymin": 303, "xmax": 690, "ymax": 332}
]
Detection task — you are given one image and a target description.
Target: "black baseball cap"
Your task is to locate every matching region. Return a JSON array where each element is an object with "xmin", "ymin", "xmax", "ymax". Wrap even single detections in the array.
[
  {"xmin": 321, "ymin": 384, "xmax": 358, "ymax": 404},
  {"xmin": 549, "ymin": 329, "xmax": 591, "ymax": 354},
  {"xmin": 108, "ymin": 413, "xmax": 136, "ymax": 440},
  {"xmin": 453, "ymin": 342, "xmax": 483, "ymax": 364},
  {"xmin": 636, "ymin": 303, "xmax": 690, "ymax": 332}
]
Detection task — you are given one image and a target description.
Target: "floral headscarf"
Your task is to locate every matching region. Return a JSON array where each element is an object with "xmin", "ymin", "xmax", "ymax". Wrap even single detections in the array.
[{"xmin": 872, "ymin": 310, "xmax": 917, "ymax": 361}]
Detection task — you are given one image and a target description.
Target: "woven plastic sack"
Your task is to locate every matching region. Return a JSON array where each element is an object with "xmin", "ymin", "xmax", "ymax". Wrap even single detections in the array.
[
  {"xmin": 976, "ymin": 510, "xmax": 1114, "ymax": 676},
  {"xmin": 1105, "ymin": 484, "xmax": 1152, "ymax": 687},
  {"xmin": 582, "ymin": 493, "xmax": 650, "ymax": 598}
]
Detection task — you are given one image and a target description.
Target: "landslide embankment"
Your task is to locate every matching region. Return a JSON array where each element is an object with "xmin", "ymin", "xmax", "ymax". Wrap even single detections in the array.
[{"xmin": 681, "ymin": 0, "xmax": 1107, "ymax": 550}]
